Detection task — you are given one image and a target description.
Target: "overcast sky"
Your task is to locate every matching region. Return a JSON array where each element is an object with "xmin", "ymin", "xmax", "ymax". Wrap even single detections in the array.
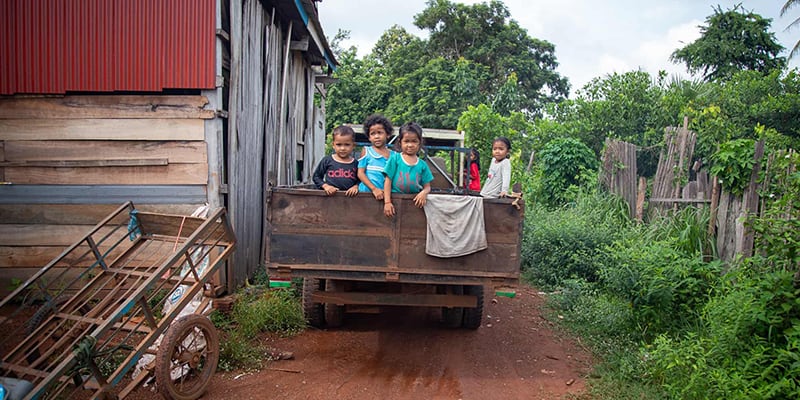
[{"xmin": 317, "ymin": 0, "xmax": 800, "ymax": 96}]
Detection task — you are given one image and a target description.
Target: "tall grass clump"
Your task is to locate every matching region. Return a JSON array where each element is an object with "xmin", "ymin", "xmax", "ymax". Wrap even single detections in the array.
[{"xmin": 214, "ymin": 287, "xmax": 306, "ymax": 371}]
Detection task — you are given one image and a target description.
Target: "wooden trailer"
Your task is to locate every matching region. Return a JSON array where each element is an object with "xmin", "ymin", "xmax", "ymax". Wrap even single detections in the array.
[{"xmin": 265, "ymin": 187, "xmax": 524, "ymax": 329}]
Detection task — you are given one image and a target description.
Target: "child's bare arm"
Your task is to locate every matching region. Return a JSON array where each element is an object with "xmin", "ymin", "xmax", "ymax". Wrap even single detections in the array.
[
  {"xmin": 383, "ymin": 176, "xmax": 395, "ymax": 218},
  {"xmin": 358, "ymin": 167, "xmax": 383, "ymax": 200},
  {"xmin": 413, "ymin": 183, "xmax": 431, "ymax": 208}
]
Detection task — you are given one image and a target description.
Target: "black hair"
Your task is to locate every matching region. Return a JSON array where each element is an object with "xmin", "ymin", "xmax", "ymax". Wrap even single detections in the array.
[
  {"xmin": 332, "ymin": 125, "xmax": 356, "ymax": 140},
  {"xmin": 469, "ymin": 147, "xmax": 481, "ymax": 170},
  {"xmin": 398, "ymin": 121, "xmax": 424, "ymax": 143},
  {"xmin": 363, "ymin": 114, "xmax": 393, "ymax": 136},
  {"xmin": 493, "ymin": 136, "xmax": 512, "ymax": 156}
]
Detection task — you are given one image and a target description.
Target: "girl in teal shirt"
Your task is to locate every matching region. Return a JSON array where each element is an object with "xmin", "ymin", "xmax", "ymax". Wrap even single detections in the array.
[{"xmin": 382, "ymin": 122, "xmax": 434, "ymax": 218}]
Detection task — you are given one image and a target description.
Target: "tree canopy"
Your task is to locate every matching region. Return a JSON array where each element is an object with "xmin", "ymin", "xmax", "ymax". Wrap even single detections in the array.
[
  {"xmin": 670, "ymin": 4, "xmax": 785, "ymax": 81},
  {"xmin": 326, "ymin": 0, "xmax": 568, "ymax": 131}
]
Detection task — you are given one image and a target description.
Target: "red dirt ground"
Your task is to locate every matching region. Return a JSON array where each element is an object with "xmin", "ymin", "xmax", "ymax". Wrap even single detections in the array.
[{"xmin": 131, "ymin": 285, "xmax": 593, "ymax": 400}]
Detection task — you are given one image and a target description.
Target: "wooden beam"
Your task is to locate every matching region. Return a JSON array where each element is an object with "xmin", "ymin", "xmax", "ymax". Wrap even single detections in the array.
[
  {"xmin": 0, "ymin": 185, "xmax": 207, "ymax": 204},
  {"xmin": 0, "ymin": 204, "xmax": 202, "ymax": 224},
  {"xmin": 311, "ymin": 291, "xmax": 478, "ymax": 308},
  {"xmin": 4, "ymin": 141, "xmax": 206, "ymax": 164},
  {"xmin": 0, "ymin": 158, "xmax": 168, "ymax": 167},
  {"xmin": 290, "ymin": 37, "xmax": 309, "ymax": 51},
  {"xmin": 4, "ymin": 164, "xmax": 208, "ymax": 185},
  {"xmin": 0, "ymin": 96, "xmax": 215, "ymax": 119},
  {"xmin": 0, "ymin": 224, "xmax": 111, "ymax": 246},
  {"xmin": 649, "ymin": 198, "xmax": 711, "ymax": 203},
  {"xmin": 0, "ymin": 119, "xmax": 205, "ymax": 141}
]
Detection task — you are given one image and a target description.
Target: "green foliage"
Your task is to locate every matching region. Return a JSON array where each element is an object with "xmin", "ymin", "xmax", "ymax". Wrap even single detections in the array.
[
  {"xmin": 645, "ymin": 268, "xmax": 800, "ymax": 399},
  {"xmin": 386, "ymin": 56, "xmax": 488, "ymax": 129},
  {"xmin": 753, "ymin": 150, "xmax": 800, "ymax": 270},
  {"xmin": 536, "ymin": 138, "xmax": 598, "ymax": 207},
  {"xmin": 597, "ymin": 236, "xmax": 723, "ymax": 337},
  {"xmin": 414, "ymin": 0, "xmax": 568, "ymax": 114},
  {"xmin": 646, "ymin": 206, "xmax": 716, "ymax": 258},
  {"xmin": 670, "ymin": 4, "xmax": 786, "ymax": 82},
  {"xmin": 327, "ymin": 0, "xmax": 570, "ymax": 131},
  {"xmin": 215, "ymin": 289, "xmax": 306, "ymax": 371},
  {"xmin": 521, "ymin": 192, "xmax": 628, "ymax": 290},
  {"xmin": 231, "ymin": 289, "xmax": 306, "ymax": 338},
  {"xmin": 686, "ymin": 70, "xmax": 800, "ymax": 162},
  {"xmin": 710, "ymin": 139, "xmax": 756, "ymax": 195},
  {"xmin": 327, "ymin": 48, "xmax": 392, "ymax": 130}
]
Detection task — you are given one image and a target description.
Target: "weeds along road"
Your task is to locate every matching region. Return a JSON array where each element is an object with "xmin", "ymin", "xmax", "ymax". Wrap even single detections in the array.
[{"xmin": 195, "ymin": 285, "xmax": 592, "ymax": 400}]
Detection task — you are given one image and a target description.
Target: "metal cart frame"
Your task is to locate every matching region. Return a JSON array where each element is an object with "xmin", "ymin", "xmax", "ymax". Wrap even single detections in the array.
[{"xmin": 0, "ymin": 202, "xmax": 236, "ymax": 400}]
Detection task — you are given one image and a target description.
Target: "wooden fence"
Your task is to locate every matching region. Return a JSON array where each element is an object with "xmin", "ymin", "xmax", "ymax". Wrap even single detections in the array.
[{"xmin": 601, "ymin": 126, "xmax": 779, "ymax": 263}]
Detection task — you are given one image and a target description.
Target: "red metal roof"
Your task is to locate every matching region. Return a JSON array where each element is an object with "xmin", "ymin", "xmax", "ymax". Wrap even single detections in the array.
[{"xmin": 1, "ymin": 0, "xmax": 215, "ymax": 95}]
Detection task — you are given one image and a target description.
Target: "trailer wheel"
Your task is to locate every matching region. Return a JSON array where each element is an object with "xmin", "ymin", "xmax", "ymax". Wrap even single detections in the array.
[
  {"xmin": 462, "ymin": 285, "xmax": 484, "ymax": 330},
  {"xmin": 24, "ymin": 295, "xmax": 91, "ymax": 365},
  {"xmin": 439, "ymin": 285, "xmax": 463, "ymax": 329},
  {"xmin": 302, "ymin": 278, "xmax": 324, "ymax": 328},
  {"xmin": 324, "ymin": 280, "xmax": 344, "ymax": 328},
  {"xmin": 155, "ymin": 314, "xmax": 219, "ymax": 400}
]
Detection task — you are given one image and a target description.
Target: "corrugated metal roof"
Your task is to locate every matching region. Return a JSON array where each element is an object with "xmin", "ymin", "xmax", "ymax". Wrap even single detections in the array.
[{"xmin": 0, "ymin": 0, "xmax": 215, "ymax": 95}]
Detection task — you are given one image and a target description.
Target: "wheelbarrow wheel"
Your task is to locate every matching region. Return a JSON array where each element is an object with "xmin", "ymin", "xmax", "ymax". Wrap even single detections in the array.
[{"xmin": 155, "ymin": 314, "xmax": 219, "ymax": 400}]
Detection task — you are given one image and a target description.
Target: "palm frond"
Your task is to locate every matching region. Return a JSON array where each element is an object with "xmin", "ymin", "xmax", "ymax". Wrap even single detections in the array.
[{"xmin": 781, "ymin": 0, "xmax": 800, "ymax": 16}]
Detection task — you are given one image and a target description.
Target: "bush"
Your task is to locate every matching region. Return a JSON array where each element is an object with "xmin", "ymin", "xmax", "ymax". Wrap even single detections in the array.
[
  {"xmin": 521, "ymin": 192, "xmax": 626, "ymax": 290},
  {"xmin": 645, "ymin": 268, "xmax": 800, "ymax": 399},
  {"xmin": 537, "ymin": 137, "xmax": 599, "ymax": 207},
  {"xmin": 597, "ymin": 236, "xmax": 723, "ymax": 337}
]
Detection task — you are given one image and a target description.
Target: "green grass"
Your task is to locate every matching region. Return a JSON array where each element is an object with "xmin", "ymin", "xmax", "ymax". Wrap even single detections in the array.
[{"xmin": 212, "ymin": 285, "xmax": 306, "ymax": 371}]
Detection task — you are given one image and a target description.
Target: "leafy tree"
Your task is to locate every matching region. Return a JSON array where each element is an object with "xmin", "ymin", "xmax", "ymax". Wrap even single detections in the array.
[
  {"xmin": 386, "ymin": 57, "xmax": 488, "ymax": 129},
  {"xmin": 782, "ymin": 0, "xmax": 800, "ymax": 59},
  {"xmin": 458, "ymin": 103, "xmax": 510, "ymax": 170},
  {"xmin": 372, "ymin": 25, "xmax": 429, "ymax": 79},
  {"xmin": 414, "ymin": 0, "xmax": 568, "ymax": 115},
  {"xmin": 326, "ymin": 47, "xmax": 392, "ymax": 130},
  {"xmin": 685, "ymin": 69, "xmax": 800, "ymax": 161},
  {"xmin": 671, "ymin": 5, "xmax": 786, "ymax": 81}
]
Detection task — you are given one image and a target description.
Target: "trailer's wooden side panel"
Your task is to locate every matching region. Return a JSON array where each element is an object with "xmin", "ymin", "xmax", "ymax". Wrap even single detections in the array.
[{"xmin": 266, "ymin": 188, "xmax": 523, "ymax": 283}]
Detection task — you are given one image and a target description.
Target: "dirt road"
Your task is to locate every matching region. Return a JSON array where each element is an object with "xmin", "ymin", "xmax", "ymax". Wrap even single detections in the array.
[{"xmin": 189, "ymin": 285, "xmax": 591, "ymax": 400}]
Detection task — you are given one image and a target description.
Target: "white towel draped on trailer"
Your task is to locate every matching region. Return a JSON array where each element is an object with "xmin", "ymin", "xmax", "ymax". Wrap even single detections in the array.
[{"xmin": 423, "ymin": 194, "xmax": 487, "ymax": 258}]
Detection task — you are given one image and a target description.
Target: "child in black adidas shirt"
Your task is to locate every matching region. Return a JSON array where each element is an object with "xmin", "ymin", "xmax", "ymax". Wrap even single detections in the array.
[{"xmin": 312, "ymin": 125, "xmax": 360, "ymax": 196}]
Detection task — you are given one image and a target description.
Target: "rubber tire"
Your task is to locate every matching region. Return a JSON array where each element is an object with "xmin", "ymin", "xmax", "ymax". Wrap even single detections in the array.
[
  {"xmin": 440, "ymin": 285, "xmax": 464, "ymax": 329},
  {"xmin": 302, "ymin": 278, "xmax": 324, "ymax": 328},
  {"xmin": 323, "ymin": 279, "xmax": 344, "ymax": 328},
  {"xmin": 24, "ymin": 295, "xmax": 86, "ymax": 365},
  {"xmin": 462, "ymin": 285, "xmax": 484, "ymax": 330},
  {"xmin": 24, "ymin": 295, "xmax": 70, "ymax": 335},
  {"xmin": 155, "ymin": 314, "xmax": 219, "ymax": 400}
]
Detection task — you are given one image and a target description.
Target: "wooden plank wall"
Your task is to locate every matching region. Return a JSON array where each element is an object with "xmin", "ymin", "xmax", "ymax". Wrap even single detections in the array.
[
  {"xmin": 228, "ymin": 0, "xmax": 268, "ymax": 289},
  {"xmin": 0, "ymin": 95, "xmax": 213, "ymax": 292},
  {"xmin": 714, "ymin": 140, "xmax": 765, "ymax": 263},
  {"xmin": 601, "ymin": 138, "xmax": 638, "ymax": 218}
]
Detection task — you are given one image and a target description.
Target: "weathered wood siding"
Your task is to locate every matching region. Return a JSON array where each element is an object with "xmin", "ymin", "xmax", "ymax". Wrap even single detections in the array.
[
  {"xmin": 227, "ymin": 0, "xmax": 326, "ymax": 289},
  {"xmin": 266, "ymin": 189, "xmax": 523, "ymax": 286},
  {"xmin": 0, "ymin": 95, "xmax": 214, "ymax": 290}
]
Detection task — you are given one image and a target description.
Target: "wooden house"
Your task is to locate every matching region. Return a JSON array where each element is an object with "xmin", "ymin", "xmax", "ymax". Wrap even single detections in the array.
[{"xmin": 0, "ymin": 0, "xmax": 337, "ymax": 295}]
